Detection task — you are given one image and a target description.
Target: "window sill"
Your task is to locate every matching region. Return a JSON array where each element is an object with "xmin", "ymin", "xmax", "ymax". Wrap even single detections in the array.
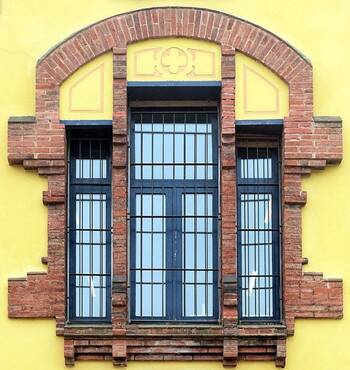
[
  {"xmin": 63, "ymin": 323, "xmax": 113, "ymax": 337},
  {"xmin": 237, "ymin": 323, "xmax": 287, "ymax": 338},
  {"xmin": 128, "ymin": 322, "xmax": 221, "ymax": 328},
  {"xmin": 126, "ymin": 322, "xmax": 223, "ymax": 337},
  {"xmin": 238, "ymin": 322, "xmax": 286, "ymax": 328}
]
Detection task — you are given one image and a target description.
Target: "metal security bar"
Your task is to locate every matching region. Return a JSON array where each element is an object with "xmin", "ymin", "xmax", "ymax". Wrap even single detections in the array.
[
  {"xmin": 130, "ymin": 110, "xmax": 219, "ymax": 321},
  {"xmin": 237, "ymin": 144, "xmax": 281, "ymax": 322},
  {"xmin": 67, "ymin": 129, "xmax": 112, "ymax": 322}
]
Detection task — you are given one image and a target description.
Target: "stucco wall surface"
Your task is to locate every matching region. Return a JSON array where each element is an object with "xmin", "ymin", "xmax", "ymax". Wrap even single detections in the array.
[{"xmin": 0, "ymin": 1, "xmax": 349, "ymax": 369}]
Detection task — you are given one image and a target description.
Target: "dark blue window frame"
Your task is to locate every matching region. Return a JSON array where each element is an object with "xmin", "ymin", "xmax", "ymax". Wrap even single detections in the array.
[
  {"xmin": 129, "ymin": 109, "xmax": 219, "ymax": 322},
  {"xmin": 237, "ymin": 143, "xmax": 281, "ymax": 322},
  {"xmin": 67, "ymin": 128, "xmax": 112, "ymax": 323}
]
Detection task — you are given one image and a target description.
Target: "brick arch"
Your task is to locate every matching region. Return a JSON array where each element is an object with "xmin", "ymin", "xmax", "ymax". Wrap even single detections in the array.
[
  {"xmin": 8, "ymin": 6, "xmax": 342, "ymax": 369},
  {"xmin": 37, "ymin": 7, "xmax": 312, "ymax": 119},
  {"xmin": 38, "ymin": 7, "xmax": 310, "ymax": 85}
]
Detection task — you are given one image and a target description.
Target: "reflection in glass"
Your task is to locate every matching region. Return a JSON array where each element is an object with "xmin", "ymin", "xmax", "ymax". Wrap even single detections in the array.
[
  {"xmin": 134, "ymin": 194, "xmax": 166, "ymax": 318},
  {"xmin": 182, "ymin": 193, "xmax": 214, "ymax": 317},
  {"xmin": 69, "ymin": 131, "xmax": 111, "ymax": 321},
  {"xmin": 131, "ymin": 111, "xmax": 218, "ymax": 320},
  {"xmin": 71, "ymin": 138, "xmax": 109, "ymax": 179},
  {"xmin": 240, "ymin": 193, "xmax": 273, "ymax": 317},
  {"xmin": 240, "ymin": 147, "xmax": 273, "ymax": 179},
  {"xmin": 74, "ymin": 193, "xmax": 108, "ymax": 318},
  {"xmin": 237, "ymin": 145, "xmax": 280, "ymax": 320},
  {"xmin": 133, "ymin": 114, "xmax": 215, "ymax": 181}
]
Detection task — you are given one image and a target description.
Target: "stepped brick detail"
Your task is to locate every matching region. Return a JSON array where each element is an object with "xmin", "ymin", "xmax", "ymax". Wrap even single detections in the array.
[{"xmin": 7, "ymin": 7, "xmax": 343, "ymax": 368}]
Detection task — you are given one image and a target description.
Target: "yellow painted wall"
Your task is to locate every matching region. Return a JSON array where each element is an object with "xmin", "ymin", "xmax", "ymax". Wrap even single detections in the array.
[
  {"xmin": 235, "ymin": 52, "xmax": 289, "ymax": 119},
  {"xmin": 127, "ymin": 38, "xmax": 221, "ymax": 81},
  {"xmin": 0, "ymin": 1, "xmax": 349, "ymax": 370},
  {"xmin": 60, "ymin": 52, "xmax": 113, "ymax": 120},
  {"xmin": 61, "ymin": 47, "xmax": 288, "ymax": 121}
]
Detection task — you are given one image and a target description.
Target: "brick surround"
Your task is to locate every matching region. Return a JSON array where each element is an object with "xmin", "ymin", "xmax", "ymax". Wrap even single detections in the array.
[{"xmin": 7, "ymin": 7, "xmax": 343, "ymax": 368}]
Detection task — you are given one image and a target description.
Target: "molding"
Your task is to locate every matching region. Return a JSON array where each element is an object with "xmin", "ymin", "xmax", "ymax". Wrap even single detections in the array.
[
  {"xmin": 129, "ymin": 100, "xmax": 218, "ymax": 107},
  {"xmin": 7, "ymin": 6, "xmax": 343, "ymax": 368},
  {"xmin": 236, "ymin": 119, "xmax": 283, "ymax": 126},
  {"xmin": 127, "ymin": 81, "xmax": 221, "ymax": 101},
  {"xmin": 60, "ymin": 119, "xmax": 113, "ymax": 126},
  {"xmin": 127, "ymin": 81, "xmax": 221, "ymax": 87},
  {"xmin": 68, "ymin": 63, "xmax": 105, "ymax": 113},
  {"xmin": 8, "ymin": 116, "xmax": 36, "ymax": 124},
  {"xmin": 314, "ymin": 115, "xmax": 342, "ymax": 127},
  {"xmin": 243, "ymin": 64, "xmax": 280, "ymax": 114}
]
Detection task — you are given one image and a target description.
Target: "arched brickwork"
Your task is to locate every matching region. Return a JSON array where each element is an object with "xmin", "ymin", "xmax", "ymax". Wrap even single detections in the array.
[
  {"xmin": 37, "ymin": 7, "xmax": 311, "ymax": 83},
  {"xmin": 8, "ymin": 7, "xmax": 342, "ymax": 368}
]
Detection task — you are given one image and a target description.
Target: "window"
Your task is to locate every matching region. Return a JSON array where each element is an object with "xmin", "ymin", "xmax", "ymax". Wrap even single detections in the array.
[
  {"xmin": 130, "ymin": 109, "xmax": 219, "ymax": 321},
  {"xmin": 67, "ymin": 128, "xmax": 112, "ymax": 322},
  {"xmin": 237, "ymin": 141, "xmax": 281, "ymax": 321}
]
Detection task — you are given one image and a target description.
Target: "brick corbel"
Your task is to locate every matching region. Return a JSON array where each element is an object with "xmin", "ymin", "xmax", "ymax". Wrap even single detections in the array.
[
  {"xmin": 283, "ymin": 114, "xmax": 343, "ymax": 336},
  {"xmin": 7, "ymin": 7, "xmax": 343, "ymax": 368}
]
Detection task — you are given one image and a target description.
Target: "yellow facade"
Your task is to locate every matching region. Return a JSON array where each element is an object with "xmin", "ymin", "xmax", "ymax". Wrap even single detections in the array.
[
  {"xmin": 235, "ymin": 53, "xmax": 289, "ymax": 120},
  {"xmin": 127, "ymin": 38, "xmax": 221, "ymax": 81},
  {"xmin": 0, "ymin": 1, "xmax": 349, "ymax": 369},
  {"xmin": 60, "ymin": 52, "xmax": 113, "ymax": 120}
]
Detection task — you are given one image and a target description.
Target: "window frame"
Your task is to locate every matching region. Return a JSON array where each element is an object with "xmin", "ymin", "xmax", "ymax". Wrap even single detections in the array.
[
  {"xmin": 66, "ymin": 128, "xmax": 113, "ymax": 323},
  {"xmin": 128, "ymin": 108, "xmax": 220, "ymax": 323},
  {"xmin": 236, "ymin": 139, "xmax": 282, "ymax": 323}
]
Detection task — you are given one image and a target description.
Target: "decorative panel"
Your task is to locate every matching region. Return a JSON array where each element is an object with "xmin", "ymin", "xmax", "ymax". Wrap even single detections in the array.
[
  {"xmin": 127, "ymin": 38, "xmax": 221, "ymax": 81},
  {"xmin": 7, "ymin": 7, "xmax": 343, "ymax": 368},
  {"xmin": 60, "ymin": 52, "xmax": 113, "ymax": 120},
  {"xmin": 235, "ymin": 52, "xmax": 289, "ymax": 119}
]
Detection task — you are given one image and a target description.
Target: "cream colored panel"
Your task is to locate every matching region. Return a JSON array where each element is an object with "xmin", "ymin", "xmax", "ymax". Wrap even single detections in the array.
[
  {"xmin": 236, "ymin": 52, "xmax": 289, "ymax": 119},
  {"xmin": 60, "ymin": 52, "xmax": 113, "ymax": 120},
  {"xmin": 127, "ymin": 38, "xmax": 221, "ymax": 81}
]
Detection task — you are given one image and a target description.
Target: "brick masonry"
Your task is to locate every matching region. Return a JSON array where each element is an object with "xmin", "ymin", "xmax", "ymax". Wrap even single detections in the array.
[{"xmin": 7, "ymin": 7, "xmax": 343, "ymax": 368}]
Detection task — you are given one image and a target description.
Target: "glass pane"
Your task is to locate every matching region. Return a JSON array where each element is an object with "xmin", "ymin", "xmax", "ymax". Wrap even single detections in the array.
[
  {"xmin": 74, "ymin": 193, "xmax": 108, "ymax": 319},
  {"xmin": 132, "ymin": 112, "xmax": 216, "ymax": 180},
  {"xmin": 239, "ymin": 192, "xmax": 275, "ymax": 318},
  {"xmin": 240, "ymin": 147, "xmax": 273, "ymax": 179},
  {"xmin": 182, "ymin": 193, "xmax": 214, "ymax": 317},
  {"xmin": 72, "ymin": 138, "xmax": 109, "ymax": 179},
  {"xmin": 134, "ymin": 194, "xmax": 166, "ymax": 318},
  {"xmin": 131, "ymin": 112, "xmax": 218, "ymax": 320}
]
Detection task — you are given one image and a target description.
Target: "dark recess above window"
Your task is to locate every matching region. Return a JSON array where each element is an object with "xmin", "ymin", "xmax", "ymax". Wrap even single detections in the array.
[{"xmin": 127, "ymin": 81, "xmax": 221, "ymax": 101}]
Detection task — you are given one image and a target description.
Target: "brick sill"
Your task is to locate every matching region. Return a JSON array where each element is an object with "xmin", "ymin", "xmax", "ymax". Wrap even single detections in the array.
[
  {"xmin": 126, "ymin": 323, "xmax": 223, "ymax": 337},
  {"xmin": 127, "ymin": 323, "xmax": 222, "ymax": 328},
  {"xmin": 64, "ymin": 324, "xmax": 113, "ymax": 338},
  {"xmin": 237, "ymin": 324, "xmax": 287, "ymax": 337}
]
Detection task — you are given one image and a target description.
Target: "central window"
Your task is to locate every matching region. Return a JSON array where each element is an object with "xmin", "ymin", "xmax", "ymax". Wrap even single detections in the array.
[{"xmin": 130, "ymin": 109, "xmax": 219, "ymax": 321}]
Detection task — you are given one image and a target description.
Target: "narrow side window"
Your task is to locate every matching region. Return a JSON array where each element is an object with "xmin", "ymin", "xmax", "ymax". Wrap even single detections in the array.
[
  {"xmin": 237, "ymin": 140, "xmax": 281, "ymax": 322},
  {"xmin": 67, "ymin": 128, "xmax": 112, "ymax": 322}
]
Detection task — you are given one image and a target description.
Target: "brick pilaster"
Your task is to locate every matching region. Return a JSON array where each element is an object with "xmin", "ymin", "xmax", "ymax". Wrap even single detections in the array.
[
  {"xmin": 6, "ymin": 7, "xmax": 343, "ymax": 368},
  {"xmin": 111, "ymin": 48, "xmax": 128, "ymax": 364},
  {"xmin": 220, "ymin": 51, "xmax": 238, "ymax": 367}
]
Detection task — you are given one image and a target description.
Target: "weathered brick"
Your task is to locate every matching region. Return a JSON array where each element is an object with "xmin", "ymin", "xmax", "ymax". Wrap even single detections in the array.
[{"xmin": 6, "ymin": 6, "xmax": 344, "ymax": 368}]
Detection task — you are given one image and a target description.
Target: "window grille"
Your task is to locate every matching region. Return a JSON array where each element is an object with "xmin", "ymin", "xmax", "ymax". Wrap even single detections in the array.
[
  {"xmin": 67, "ymin": 129, "xmax": 112, "ymax": 322},
  {"xmin": 130, "ymin": 110, "xmax": 219, "ymax": 321},
  {"xmin": 237, "ymin": 143, "xmax": 281, "ymax": 321}
]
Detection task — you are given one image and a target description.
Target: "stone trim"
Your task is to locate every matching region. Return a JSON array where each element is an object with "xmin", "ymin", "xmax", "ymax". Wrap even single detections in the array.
[
  {"xmin": 7, "ymin": 6, "xmax": 343, "ymax": 368},
  {"xmin": 313, "ymin": 115, "xmax": 342, "ymax": 125},
  {"xmin": 8, "ymin": 116, "xmax": 36, "ymax": 124}
]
